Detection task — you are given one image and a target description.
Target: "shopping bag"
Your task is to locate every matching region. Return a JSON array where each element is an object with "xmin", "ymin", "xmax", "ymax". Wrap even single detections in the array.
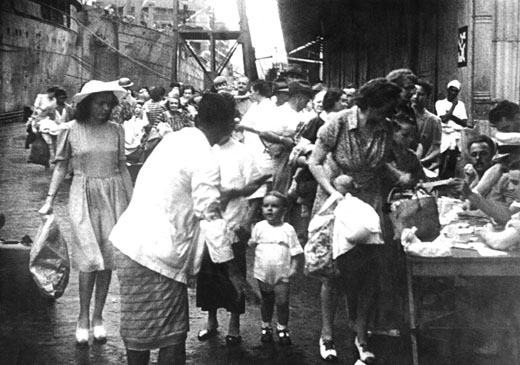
[
  {"xmin": 388, "ymin": 188, "xmax": 441, "ymax": 242},
  {"xmin": 27, "ymin": 133, "xmax": 50, "ymax": 166},
  {"xmin": 25, "ymin": 123, "xmax": 37, "ymax": 149},
  {"xmin": 29, "ymin": 214, "xmax": 70, "ymax": 299},
  {"xmin": 332, "ymin": 194, "xmax": 383, "ymax": 258},
  {"xmin": 304, "ymin": 196, "xmax": 340, "ymax": 278}
]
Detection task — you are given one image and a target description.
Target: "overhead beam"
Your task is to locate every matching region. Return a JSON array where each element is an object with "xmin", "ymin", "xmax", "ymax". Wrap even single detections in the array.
[{"xmin": 179, "ymin": 30, "xmax": 242, "ymax": 41}]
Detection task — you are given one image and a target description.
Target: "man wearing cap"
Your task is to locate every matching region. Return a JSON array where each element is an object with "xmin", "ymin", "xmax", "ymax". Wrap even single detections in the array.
[
  {"xmin": 282, "ymin": 64, "xmax": 307, "ymax": 83},
  {"xmin": 435, "ymin": 80, "xmax": 468, "ymax": 178},
  {"xmin": 272, "ymin": 79, "xmax": 290, "ymax": 106},
  {"xmin": 259, "ymin": 80, "xmax": 314, "ymax": 193}
]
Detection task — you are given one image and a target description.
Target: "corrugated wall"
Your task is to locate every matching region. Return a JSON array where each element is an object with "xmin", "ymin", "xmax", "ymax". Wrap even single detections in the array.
[
  {"xmin": 279, "ymin": 0, "xmax": 520, "ymax": 122},
  {"xmin": 322, "ymin": 0, "xmax": 418, "ymax": 88},
  {"xmin": 320, "ymin": 0, "xmax": 464, "ymax": 112},
  {"xmin": 494, "ymin": 0, "xmax": 520, "ymax": 104}
]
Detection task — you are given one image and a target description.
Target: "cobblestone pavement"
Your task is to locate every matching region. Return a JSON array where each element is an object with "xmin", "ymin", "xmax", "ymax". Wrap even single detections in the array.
[{"xmin": 4, "ymin": 121, "xmax": 502, "ymax": 365}]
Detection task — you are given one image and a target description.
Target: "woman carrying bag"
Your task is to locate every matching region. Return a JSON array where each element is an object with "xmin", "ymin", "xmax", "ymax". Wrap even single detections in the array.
[
  {"xmin": 39, "ymin": 80, "xmax": 133, "ymax": 345},
  {"xmin": 308, "ymin": 78, "xmax": 402, "ymax": 364}
]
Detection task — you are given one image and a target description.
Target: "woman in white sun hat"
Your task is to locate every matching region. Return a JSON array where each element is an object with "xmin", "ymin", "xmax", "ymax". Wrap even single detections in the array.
[{"xmin": 39, "ymin": 80, "xmax": 133, "ymax": 346}]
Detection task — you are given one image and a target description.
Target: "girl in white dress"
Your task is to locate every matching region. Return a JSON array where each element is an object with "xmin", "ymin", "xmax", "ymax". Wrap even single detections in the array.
[{"xmin": 248, "ymin": 191, "xmax": 303, "ymax": 345}]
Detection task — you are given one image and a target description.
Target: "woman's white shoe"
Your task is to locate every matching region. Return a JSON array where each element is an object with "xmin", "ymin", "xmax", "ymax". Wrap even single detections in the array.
[
  {"xmin": 75, "ymin": 327, "xmax": 89, "ymax": 346},
  {"xmin": 355, "ymin": 336, "xmax": 375, "ymax": 364},
  {"xmin": 319, "ymin": 337, "xmax": 338, "ymax": 361},
  {"xmin": 93, "ymin": 325, "xmax": 107, "ymax": 343}
]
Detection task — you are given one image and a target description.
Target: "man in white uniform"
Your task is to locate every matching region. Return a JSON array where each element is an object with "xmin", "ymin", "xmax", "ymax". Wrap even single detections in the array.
[{"xmin": 435, "ymin": 80, "xmax": 468, "ymax": 178}]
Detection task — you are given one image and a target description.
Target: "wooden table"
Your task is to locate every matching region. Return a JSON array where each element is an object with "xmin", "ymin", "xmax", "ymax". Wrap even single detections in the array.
[{"xmin": 406, "ymin": 248, "xmax": 520, "ymax": 365}]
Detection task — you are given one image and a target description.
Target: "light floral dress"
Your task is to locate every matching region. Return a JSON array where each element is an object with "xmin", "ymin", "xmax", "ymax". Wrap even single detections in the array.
[{"xmin": 55, "ymin": 120, "xmax": 132, "ymax": 272}]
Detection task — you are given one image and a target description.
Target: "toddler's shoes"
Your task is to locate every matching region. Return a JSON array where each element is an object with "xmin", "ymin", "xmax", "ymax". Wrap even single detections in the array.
[{"xmin": 277, "ymin": 329, "xmax": 292, "ymax": 346}]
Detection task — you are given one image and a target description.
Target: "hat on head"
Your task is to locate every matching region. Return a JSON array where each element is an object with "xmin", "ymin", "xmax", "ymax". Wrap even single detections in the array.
[
  {"xmin": 213, "ymin": 76, "xmax": 227, "ymax": 85},
  {"xmin": 273, "ymin": 80, "xmax": 289, "ymax": 93},
  {"xmin": 493, "ymin": 131, "xmax": 520, "ymax": 160},
  {"xmin": 285, "ymin": 64, "xmax": 306, "ymax": 78},
  {"xmin": 118, "ymin": 77, "xmax": 134, "ymax": 88},
  {"xmin": 288, "ymin": 80, "xmax": 313, "ymax": 97},
  {"xmin": 447, "ymin": 80, "xmax": 461, "ymax": 90},
  {"xmin": 312, "ymin": 82, "xmax": 326, "ymax": 93},
  {"xmin": 73, "ymin": 80, "xmax": 128, "ymax": 104}
]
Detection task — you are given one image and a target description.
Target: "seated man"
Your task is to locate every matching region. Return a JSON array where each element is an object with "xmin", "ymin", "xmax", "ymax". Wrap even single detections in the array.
[
  {"xmin": 456, "ymin": 160, "xmax": 520, "ymax": 226},
  {"xmin": 464, "ymin": 135, "xmax": 495, "ymax": 189},
  {"xmin": 473, "ymin": 101, "xmax": 520, "ymax": 198},
  {"xmin": 471, "ymin": 160, "xmax": 520, "ymax": 245},
  {"xmin": 454, "ymin": 160, "xmax": 520, "ymax": 355}
]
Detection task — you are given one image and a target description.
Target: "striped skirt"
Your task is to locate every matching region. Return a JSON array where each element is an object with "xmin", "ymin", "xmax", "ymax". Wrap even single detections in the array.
[{"xmin": 115, "ymin": 249, "xmax": 189, "ymax": 351}]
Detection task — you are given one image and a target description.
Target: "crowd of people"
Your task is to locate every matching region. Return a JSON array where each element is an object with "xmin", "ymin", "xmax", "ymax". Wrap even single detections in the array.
[{"xmin": 28, "ymin": 65, "xmax": 520, "ymax": 364}]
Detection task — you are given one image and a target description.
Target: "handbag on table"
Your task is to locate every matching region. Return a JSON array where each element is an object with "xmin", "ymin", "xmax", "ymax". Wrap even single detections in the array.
[{"xmin": 387, "ymin": 187, "xmax": 441, "ymax": 242}]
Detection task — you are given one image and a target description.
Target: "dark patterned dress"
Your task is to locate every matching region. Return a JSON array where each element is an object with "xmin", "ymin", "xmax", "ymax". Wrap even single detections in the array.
[
  {"xmin": 311, "ymin": 106, "xmax": 400, "ymax": 331},
  {"xmin": 312, "ymin": 106, "xmax": 393, "ymax": 215}
]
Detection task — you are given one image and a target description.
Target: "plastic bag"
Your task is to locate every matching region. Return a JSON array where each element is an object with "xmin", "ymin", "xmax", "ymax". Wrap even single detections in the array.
[
  {"xmin": 27, "ymin": 133, "xmax": 50, "ymax": 166},
  {"xmin": 304, "ymin": 195, "xmax": 339, "ymax": 278},
  {"xmin": 332, "ymin": 194, "xmax": 383, "ymax": 259},
  {"xmin": 29, "ymin": 214, "xmax": 70, "ymax": 299}
]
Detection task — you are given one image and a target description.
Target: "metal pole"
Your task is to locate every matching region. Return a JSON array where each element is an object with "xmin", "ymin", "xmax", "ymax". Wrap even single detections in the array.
[
  {"xmin": 209, "ymin": 5, "xmax": 216, "ymax": 78},
  {"xmin": 236, "ymin": 0, "xmax": 258, "ymax": 80},
  {"xmin": 171, "ymin": 0, "xmax": 179, "ymax": 82}
]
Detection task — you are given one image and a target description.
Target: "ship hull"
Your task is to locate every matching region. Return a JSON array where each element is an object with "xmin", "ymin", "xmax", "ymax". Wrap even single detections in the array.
[{"xmin": 1, "ymin": 1, "xmax": 203, "ymax": 118}]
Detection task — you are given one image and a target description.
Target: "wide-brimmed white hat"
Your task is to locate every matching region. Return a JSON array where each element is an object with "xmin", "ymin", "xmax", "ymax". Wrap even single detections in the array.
[{"xmin": 73, "ymin": 80, "xmax": 128, "ymax": 104}]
